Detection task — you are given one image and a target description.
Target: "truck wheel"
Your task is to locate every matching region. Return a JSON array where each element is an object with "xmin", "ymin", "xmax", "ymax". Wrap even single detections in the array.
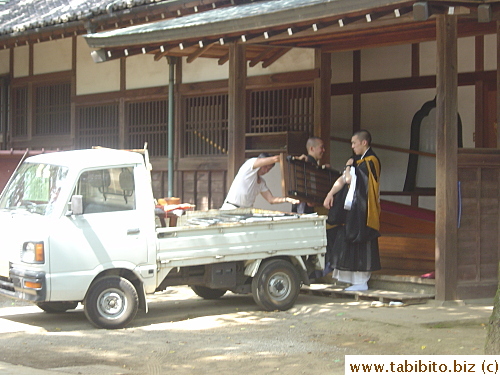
[
  {"xmin": 84, "ymin": 276, "xmax": 138, "ymax": 329},
  {"xmin": 191, "ymin": 285, "xmax": 227, "ymax": 299},
  {"xmin": 251, "ymin": 259, "xmax": 301, "ymax": 311},
  {"xmin": 36, "ymin": 301, "xmax": 78, "ymax": 313}
]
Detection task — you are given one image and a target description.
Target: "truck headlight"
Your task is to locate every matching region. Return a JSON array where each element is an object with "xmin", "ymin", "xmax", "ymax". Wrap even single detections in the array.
[{"xmin": 21, "ymin": 242, "xmax": 45, "ymax": 264}]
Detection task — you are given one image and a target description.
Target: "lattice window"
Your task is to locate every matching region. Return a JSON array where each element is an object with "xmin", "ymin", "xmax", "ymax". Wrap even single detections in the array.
[
  {"xmin": 126, "ymin": 100, "xmax": 168, "ymax": 157},
  {"xmin": 12, "ymin": 86, "xmax": 28, "ymax": 137},
  {"xmin": 183, "ymin": 94, "xmax": 228, "ymax": 157},
  {"xmin": 180, "ymin": 170, "xmax": 227, "ymax": 210},
  {"xmin": 248, "ymin": 86, "xmax": 313, "ymax": 134},
  {"xmin": 34, "ymin": 83, "xmax": 71, "ymax": 135},
  {"xmin": 76, "ymin": 104, "xmax": 119, "ymax": 150}
]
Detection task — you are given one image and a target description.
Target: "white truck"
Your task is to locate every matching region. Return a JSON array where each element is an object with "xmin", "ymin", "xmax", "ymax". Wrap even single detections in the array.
[{"xmin": 0, "ymin": 148, "xmax": 326, "ymax": 329}]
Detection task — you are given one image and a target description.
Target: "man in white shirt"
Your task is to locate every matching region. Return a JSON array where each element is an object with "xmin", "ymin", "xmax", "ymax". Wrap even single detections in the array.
[{"xmin": 221, "ymin": 153, "xmax": 299, "ymax": 210}]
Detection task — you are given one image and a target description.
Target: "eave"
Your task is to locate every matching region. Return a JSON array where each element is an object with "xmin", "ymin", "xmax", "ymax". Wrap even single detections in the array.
[{"xmin": 82, "ymin": 0, "xmax": 500, "ymax": 67}]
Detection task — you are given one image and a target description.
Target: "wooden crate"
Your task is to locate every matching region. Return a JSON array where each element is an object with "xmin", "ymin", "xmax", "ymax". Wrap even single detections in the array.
[{"xmin": 280, "ymin": 154, "xmax": 340, "ymax": 206}]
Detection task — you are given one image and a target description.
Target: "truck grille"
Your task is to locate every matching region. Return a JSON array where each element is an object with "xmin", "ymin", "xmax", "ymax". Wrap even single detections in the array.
[{"xmin": 0, "ymin": 275, "xmax": 15, "ymax": 294}]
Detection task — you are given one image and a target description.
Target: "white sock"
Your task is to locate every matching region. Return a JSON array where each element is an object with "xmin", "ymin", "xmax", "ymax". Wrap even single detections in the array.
[{"xmin": 345, "ymin": 283, "xmax": 368, "ymax": 291}]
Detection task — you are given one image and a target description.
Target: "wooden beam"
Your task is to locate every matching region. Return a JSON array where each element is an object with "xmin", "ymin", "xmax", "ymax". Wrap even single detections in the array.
[
  {"xmin": 435, "ymin": 14, "xmax": 458, "ymax": 302},
  {"xmin": 227, "ymin": 42, "xmax": 247, "ymax": 184},
  {"xmin": 262, "ymin": 47, "xmax": 291, "ymax": 68},
  {"xmin": 186, "ymin": 42, "xmax": 217, "ymax": 63},
  {"xmin": 411, "ymin": 43, "xmax": 420, "ymax": 77},
  {"xmin": 153, "ymin": 45, "xmax": 177, "ymax": 61},
  {"xmin": 218, "ymin": 53, "xmax": 229, "ymax": 65},
  {"xmin": 313, "ymin": 49, "xmax": 331, "ymax": 162},
  {"xmin": 249, "ymin": 47, "xmax": 279, "ymax": 67}
]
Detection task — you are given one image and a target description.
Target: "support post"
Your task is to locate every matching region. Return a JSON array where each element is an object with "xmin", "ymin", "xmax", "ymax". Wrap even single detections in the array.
[
  {"xmin": 227, "ymin": 42, "xmax": 247, "ymax": 184},
  {"xmin": 1, "ymin": 78, "xmax": 8, "ymax": 149},
  {"xmin": 435, "ymin": 14, "xmax": 458, "ymax": 301},
  {"xmin": 314, "ymin": 49, "xmax": 332, "ymax": 162},
  {"xmin": 167, "ymin": 56, "xmax": 177, "ymax": 197},
  {"xmin": 497, "ymin": 22, "xmax": 500, "ymax": 148}
]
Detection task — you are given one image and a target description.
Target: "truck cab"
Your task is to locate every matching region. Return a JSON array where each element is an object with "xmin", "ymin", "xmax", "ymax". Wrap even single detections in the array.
[{"xmin": 0, "ymin": 150, "xmax": 156, "ymax": 310}]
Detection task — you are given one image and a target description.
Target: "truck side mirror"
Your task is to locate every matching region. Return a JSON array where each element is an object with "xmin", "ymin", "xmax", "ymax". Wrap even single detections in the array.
[{"xmin": 69, "ymin": 195, "xmax": 83, "ymax": 216}]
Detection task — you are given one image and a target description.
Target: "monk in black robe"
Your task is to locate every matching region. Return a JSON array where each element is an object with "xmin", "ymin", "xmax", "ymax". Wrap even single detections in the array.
[{"xmin": 323, "ymin": 130, "xmax": 381, "ymax": 291}]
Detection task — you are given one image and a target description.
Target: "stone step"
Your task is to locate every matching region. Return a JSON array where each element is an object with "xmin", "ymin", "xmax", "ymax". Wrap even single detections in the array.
[
  {"xmin": 314, "ymin": 272, "xmax": 435, "ymax": 294},
  {"xmin": 369, "ymin": 273, "xmax": 435, "ymax": 294},
  {"xmin": 301, "ymin": 284, "xmax": 434, "ymax": 305}
]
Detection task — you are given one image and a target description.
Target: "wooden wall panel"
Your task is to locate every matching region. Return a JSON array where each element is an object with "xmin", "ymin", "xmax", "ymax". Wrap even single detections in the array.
[{"xmin": 457, "ymin": 150, "xmax": 500, "ymax": 299}]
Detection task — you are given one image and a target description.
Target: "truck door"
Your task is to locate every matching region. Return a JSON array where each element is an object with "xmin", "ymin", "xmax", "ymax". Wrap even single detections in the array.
[{"xmin": 50, "ymin": 166, "xmax": 149, "ymax": 282}]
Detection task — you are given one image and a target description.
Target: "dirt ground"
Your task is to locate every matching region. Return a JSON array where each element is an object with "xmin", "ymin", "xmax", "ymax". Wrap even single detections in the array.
[{"xmin": 0, "ymin": 285, "xmax": 493, "ymax": 375}]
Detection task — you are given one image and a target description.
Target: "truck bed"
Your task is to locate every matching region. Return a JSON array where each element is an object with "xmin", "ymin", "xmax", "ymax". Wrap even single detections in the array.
[{"xmin": 155, "ymin": 209, "xmax": 327, "ymax": 268}]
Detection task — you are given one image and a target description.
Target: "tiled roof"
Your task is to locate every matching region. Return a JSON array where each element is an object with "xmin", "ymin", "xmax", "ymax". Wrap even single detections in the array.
[
  {"xmin": 84, "ymin": 0, "xmax": 407, "ymax": 48},
  {"xmin": 0, "ymin": 0, "xmax": 162, "ymax": 36}
]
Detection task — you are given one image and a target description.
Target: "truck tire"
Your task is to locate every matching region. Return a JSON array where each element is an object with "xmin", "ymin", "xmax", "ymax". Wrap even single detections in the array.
[
  {"xmin": 84, "ymin": 276, "xmax": 138, "ymax": 329},
  {"xmin": 191, "ymin": 285, "xmax": 227, "ymax": 299},
  {"xmin": 36, "ymin": 301, "xmax": 78, "ymax": 313},
  {"xmin": 251, "ymin": 259, "xmax": 301, "ymax": 311}
]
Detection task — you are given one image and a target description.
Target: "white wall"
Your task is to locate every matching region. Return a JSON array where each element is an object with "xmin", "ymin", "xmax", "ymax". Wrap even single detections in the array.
[
  {"xmin": 76, "ymin": 36, "xmax": 120, "ymax": 95},
  {"xmin": 33, "ymin": 38, "xmax": 72, "ymax": 75},
  {"xmin": 183, "ymin": 56, "xmax": 229, "ymax": 83},
  {"xmin": 361, "ymin": 44, "xmax": 411, "ymax": 81},
  {"xmin": 331, "ymin": 94, "xmax": 354, "ymax": 171},
  {"xmin": 182, "ymin": 48, "xmax": 314, "ymax": 83},
  {"xmin": 458, "ymin": 36, "xmax": 475, "ymax": 73},
  {"xmin": 13, "ymin": 45, "xmax": 29, "ymax": 78},
  {"xmin": 484, "ymin": 34, "xmax": 498, "ymax": 71},
  {"xmin": 458, "ymin": 85, "xmax": 475, "ymax": 148},
  {"xmin": 332, "ymin": 51, "xmax": 353, "ymax": 84},
  {"xmin": 248, "ymin": 48, "xmax": 314, "ymax": 77},
  {"xmin": 126, "ymin": 53, "xmax": 170, "ymax": 90},
  {"xmin": 419, "ymin": 41, "xmax": 436, "ymax": 77}
]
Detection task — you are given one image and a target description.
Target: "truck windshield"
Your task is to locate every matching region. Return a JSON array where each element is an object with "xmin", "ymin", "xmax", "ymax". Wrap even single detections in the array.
[{"xmin": 0, "ymin": 162, "xmax": 69, "ymax": 215}]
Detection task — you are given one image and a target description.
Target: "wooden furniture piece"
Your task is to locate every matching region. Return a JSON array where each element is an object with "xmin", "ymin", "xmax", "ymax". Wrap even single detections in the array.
[
  {"xmin": 245, "ymin": 131, "xmax": 308, "ymax": 157},
  {"xmin": 280, "ymin": 154, "xmax": 340, "ymax": 206}
]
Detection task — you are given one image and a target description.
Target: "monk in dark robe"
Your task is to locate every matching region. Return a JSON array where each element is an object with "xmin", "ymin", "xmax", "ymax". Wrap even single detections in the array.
[{"xmin": 323, "ymin": 129, "xmax": 381, "ymax": 291}]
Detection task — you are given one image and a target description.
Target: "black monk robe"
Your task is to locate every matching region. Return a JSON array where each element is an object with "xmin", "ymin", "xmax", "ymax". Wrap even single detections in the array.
[{"xmin": 326, "ymin": 148, "xmax": 381, "ymax": 272}]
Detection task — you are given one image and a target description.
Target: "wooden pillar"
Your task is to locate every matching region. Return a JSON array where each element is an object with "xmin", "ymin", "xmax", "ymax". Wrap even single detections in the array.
[
  {"xmin": 314, "ymin": 49, "xmax": 331, "ymax": 162},
  {"xmin": 118, "ymin": 58, "xmax": 126, "ymax": 149},
  {"xmin": 174, "ymin": 58, "xmax": 183, "ymax": 198},
  {"xmin": 227, "ymin": 42, "xmax": 247, "ymax": 184},
  {"xmin": 435, "ymin": 14, "xmax": 458, "ymax": 301},
  {"xmin": 497, "ymin": 22, "xmax": 500, "ymax": 148}
]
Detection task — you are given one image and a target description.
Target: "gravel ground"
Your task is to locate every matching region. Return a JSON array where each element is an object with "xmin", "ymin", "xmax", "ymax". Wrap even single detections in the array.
[{"xmin": 0, "ymin": 286, "xmax": 493, "ymax": 375}]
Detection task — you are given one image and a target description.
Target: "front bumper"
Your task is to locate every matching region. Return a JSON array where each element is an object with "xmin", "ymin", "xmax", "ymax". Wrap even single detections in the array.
[{"xmin": 0, "ymin": 264, "xmax": 47, "ymax": 302}]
